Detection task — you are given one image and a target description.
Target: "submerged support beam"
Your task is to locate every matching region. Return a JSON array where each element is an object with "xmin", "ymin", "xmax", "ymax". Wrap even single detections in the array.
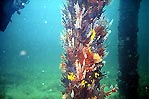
[
  {"xmin": 60, "ymin": 0, "xmax": 117, "ymax": 99},
  {"xmin": 118, "ymin": 0, "xmax": 141, "ymax": 99}
]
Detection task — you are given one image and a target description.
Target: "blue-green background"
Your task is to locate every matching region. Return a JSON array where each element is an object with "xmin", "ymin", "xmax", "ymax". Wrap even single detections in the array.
[{"xmin": 0, "ymin": 0, "xmax": 148, "ymax": 99}]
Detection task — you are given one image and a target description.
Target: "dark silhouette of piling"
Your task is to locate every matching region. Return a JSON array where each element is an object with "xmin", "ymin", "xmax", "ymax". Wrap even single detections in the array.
[{"xmin": 118, "ymin": 0, "xmax": 141, "ymax": 99}]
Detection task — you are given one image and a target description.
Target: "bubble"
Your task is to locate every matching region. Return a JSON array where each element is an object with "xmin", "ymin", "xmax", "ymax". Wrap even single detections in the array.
[
  {"xmin": 42, "ymin": 83, "xmax": 45, "ymax": 86},
  {"xmin": 48, "ymin": 89, "xmax": 52, "ymax": 92},
  {"xmin": 42, "ymin": 70, "xmax": 45, "ymax": 73},
  {"xmin": 2, "ymin": 50, "xmax": 6, "ymax": 53},
  {"xmin": 22, "ymin": 3, "xmax": 25, "ymax": 6},
  {"xmin": 44, "ymin": 20, "xmax": 48, "ymax": 24},
  {"xmin": 20, "ymin": 50, "xmax": 27, "ymax": 56},
  {"xmin": 107, "ymin": 71, "xmax": 110, "ymax": 74},
  {"xmin": 43, "ymin": 5, "xmax": 47, "ymax": 8}
]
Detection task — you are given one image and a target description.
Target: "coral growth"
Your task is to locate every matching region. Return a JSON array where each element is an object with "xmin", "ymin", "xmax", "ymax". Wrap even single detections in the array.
[{"xmin": 60, "ymin": 0, "xmax": 117, "ymax": 99}]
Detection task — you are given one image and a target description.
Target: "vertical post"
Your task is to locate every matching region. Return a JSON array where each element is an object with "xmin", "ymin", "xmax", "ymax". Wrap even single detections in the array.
[
  {"xmin": 118, "ymin": 0, "xmax": 141, "ymax": 98},
  {"xmin": 60, "ymin": 0, "xmax": 117, "ymax": 99}
]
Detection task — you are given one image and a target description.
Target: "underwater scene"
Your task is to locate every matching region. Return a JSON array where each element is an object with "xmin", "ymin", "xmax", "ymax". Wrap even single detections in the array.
[{"xmin": 0, "ymin": 0, "xmax": 148, "ymax": 99}]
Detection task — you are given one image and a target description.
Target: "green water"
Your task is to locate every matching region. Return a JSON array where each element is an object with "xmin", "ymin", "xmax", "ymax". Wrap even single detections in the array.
[{"xmin": 0, "ymin": 0, "xmax": 148, "ymax": 99}]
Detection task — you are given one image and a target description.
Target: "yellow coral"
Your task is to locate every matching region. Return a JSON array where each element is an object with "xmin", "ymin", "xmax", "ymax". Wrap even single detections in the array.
[
  {"xmin": 93, "ymin": 53, "xmax": 102, "ymax": 63},
  {"xmin": 81, "ymin": 80, "xmax": 87, "ymax": 86},
  {"xmin": 87, "ymin": 84, "xmax": 91, "ymax": 87},
  {"xmin": 92, "ymin": 96, "xmax": 97, "ymax": 99},
  {"xmin": 68, "ymin": 72, "xmax": 75, "ymax": 81},
  {"xmin": 95, "ymin": 72, "xmax": 99, "ymax": 78},
  {"xmin": 59, "ymin": 63, "xmax": 63, "ymax": 69},
  {"xmin": 90, "ymin": 29, "xmax": 96, "ymax": 40},
  {"xmin": 62, "ymin": 94, "xmax": 67, "ymax": 99}
]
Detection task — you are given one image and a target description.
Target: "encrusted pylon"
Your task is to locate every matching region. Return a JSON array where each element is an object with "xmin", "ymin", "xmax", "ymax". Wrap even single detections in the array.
[{"xmin": 60, "ymin": 0, "xmax": 117, "ymax": 99}]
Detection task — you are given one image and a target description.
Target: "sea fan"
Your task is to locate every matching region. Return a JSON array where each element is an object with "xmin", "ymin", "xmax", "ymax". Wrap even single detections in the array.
[{"xmin": 60, "ymin": 0, "xmax": 117, "ymax": 99}]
